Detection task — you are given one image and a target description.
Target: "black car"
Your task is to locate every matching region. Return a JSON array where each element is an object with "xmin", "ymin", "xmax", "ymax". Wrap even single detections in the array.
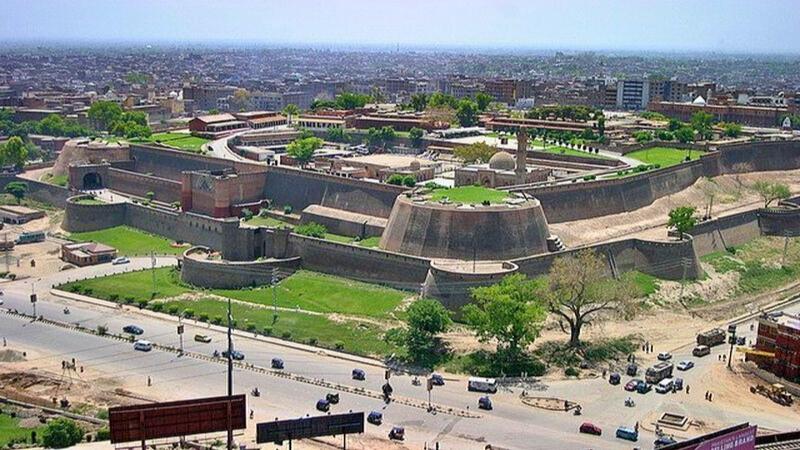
[
  {"xmin": 389, "ymin": 426, "xmax": 405, "ymax": 440},
  {"xmin": 123, "ymin": 325, "xmax": 144, "ymax": 335},
  {"xmin": 222, "ymin": 350, "xmax": 245, "ymax": 361},
  {"xmin": 316, "ymin": 399, "xmax": 330, "ymax": 412},
  {"xmin": 367, "ymin": 411, "xmax": 383, "ymax": 425},
  {"xmin": 326, "ymin": 393, "xmax": 340, "ymax": 404},
  {"xmin": 655, "ymin": 435, "xmax": 678, "ymax": 448},
  {"xmin": 478, "ymin": 396, "xmax": 493, "ymax": 410},
  {"xmin": 609, "ymin": 372, "xmax": 621, "ymax": 385},
  {"xmin": 352, "ymin": 368, "xmax": 366, "ymax": 381},
  {"xmin": 430, "ymin": 373, "xmax": 445, "ymax": 386},
  {"xmin": 626, "ymin": 364, "xmax": 638, "ymax": 376},
  {"xmin": 271, "ymin": 358, "xmax": 284, "ymax": 369}
]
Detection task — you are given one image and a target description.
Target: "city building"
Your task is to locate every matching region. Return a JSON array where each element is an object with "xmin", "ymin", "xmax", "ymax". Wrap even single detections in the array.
[
  {"xmin": 649, "ymin": 101, "xmax": 787, "ymax": 128},
  {"xmin": 748, "ymin": 312, "xmax": 800, "ymax": 382},
  {"xmin": 61, "ymin": 242, "xmax": 117, "ymax": 267},
  {"xmin": 328, "ymin": 154, "xmax": 438, "ymax": 182},
  {"xmin": 188, "ymin": 113, "xmax": 248, "ymax": 134},
  {"xmin": 0, "ymin": 205, "xmax": 46, "ymax": 224},
  {"xmin": 182, "ymin": 84, "xmax": 236, "ymax": 111},
  {"xmin": 616, "ymin": 79, "xmax": 650, "ymax": 110},
  {"xmin": 454, "ymin": 130, "xmax": 550, "ymax": 188}
]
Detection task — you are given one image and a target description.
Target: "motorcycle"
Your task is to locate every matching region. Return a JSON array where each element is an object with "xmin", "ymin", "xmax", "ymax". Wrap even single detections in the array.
[
  {"xmin": 251, "ymin": 388, "xmax": 260, "ymax": 397},
  {"xmin": 412, "ymin": 376, "xmax": 421, "ymax": 386},
  {"xmin": 63, "ymin": 307, "xmax": 70, "ymax": 315},
  {"xmin": 624, "ymin": 398, "xmax": 635, "ymax": 407}
]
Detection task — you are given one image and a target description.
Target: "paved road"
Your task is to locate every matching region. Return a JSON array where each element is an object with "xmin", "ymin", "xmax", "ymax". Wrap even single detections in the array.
[{"xmin": 1, "ymin": 262, "xmax": 799, "ymax": 449}]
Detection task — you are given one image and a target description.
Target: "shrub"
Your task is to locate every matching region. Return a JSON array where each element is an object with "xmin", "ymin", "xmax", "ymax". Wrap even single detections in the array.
[
  {"xmin": 41, "ymin": 418, "xmax": 83, "ymax": 448},
  {"xmin": 402, "ymin": 175, "xmax": 417, "ymax": 187},
  {"xmin": 241, "ymin": 208, "xmax": 254, "ymax": 220},
  {"xmin": 145, "ymin": 191, "xmax": 155, "ymax": 200},
  {"xmin": 307, "ymin": 337, "xmax": 318, "ymax": 346},
  {"xmin": 295, "ymin": 222, "xmax": 327, "ymax": 238},
  {"xmin": 198, "ymin": 313, "xmax": 209, "ymax": 322},
  {"xmin": 124, "ymin": 296, "xmax": 135, "ymax": 304},
  {"xmin": 283, "ymin": 205, "xmax": 293, "ymax": 215},
  {"xmin": 262, "ymin": 327, "xmax": 272, "ymax": 335},
  {"xmin": 565, "ymin": 367, "xmax": 580, "ymax": 377},
  {"xmin": 258, "ymin": 208, "xmax": 269, "ymax": 217},
  {"xmin": 183, "ymin": 309, "xmax": 194, "ymax": 318},
  {"xmin": 334, "ymin": 341, "xmax": 345, "ymax": 351},
  {"xmin": 96, "ymin": 325, "xmax": 108, "ymax": 336},
  {"xmin": 167, "ymin": 305, "xmax": 180, "ymax": 314},
  {"xmin": 108, "ymin": 294, "xmax": 119, "ymax": 302},
  {"xmin": 150, "ymin": 303, "xmax": 163, "ymax": 312},
  {"xmin": 246, "ymin": 323, "xmax": 257, "ymax": 332},
  {"xmin": 212, "ymin": 315, "xmax": 223, "ymax": 325},
  {"xmin": 481, "ymin": 200, "xmax": 490, "ymax": 206},
  {"xmin": 281, "ymin": 331, "xmax": 292, "ymax": 339},
  {"xmin": 136, "ymin": 299, "xmax": 149, "ymax": 308},
  {"xmin": 386, "ymin": 174, "xmax": 405, "ymax": 186},
  {"xmin": 582, "ymin": 175, "xmax": 596, "ymax": 181},
  {"xmin": 96, "ymin": 427, "xmax": 110, "ymax": 441},
  {"xmin": 82, "ymin": 287, "xmax": 93, "ymax": 296},
  {"xmin": 95, "ymin": 409, "xmax": 109, "ymax": 420},
  {"xmin": 68, "ymin": 284, "xmax": 81, "ymax": 293}
]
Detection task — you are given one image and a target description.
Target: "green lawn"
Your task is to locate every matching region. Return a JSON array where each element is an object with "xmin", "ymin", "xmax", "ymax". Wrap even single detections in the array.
[
  {"xmin": 74, "ymin": 198, "xmax": 106, "ymax": 205},
  {"xmin": 161, "ymin": 298, "xmax": 400, "ymax": 356},
  {"xmin": 429, "ymin": 186, "xmax": 509, "ymax": 204},
  {"xmin": 626, "ymin": 147, "xmax": 699, "ymax": 167},
  {"xmin": 357, "ymin": 236, "xmax": 381, "ymax": 248},
  {"xmin": 0, "ymin": 413, "xmax": 46, "ymax": 448},
  {"xmin": 41, "ymin": 173, "xmax": 68, "ymax": 187},
  {"xmin": 702, "ymin": 236, "xmax": 800, "ymax": 295},
  {"xmin": 60, "ymin": 267, "xmax": 190, "ymax": 301},
  {"xmin": 533, "ymin": 143, "xmax": 611, "ymax": 160},
  {"xmin": 68, "ymin": 225, "xmax": 186, "ymax": 256},
  {"xmin": 132, "ymin": 132, "xmax": 209, "ymax": 153},
  {"xmin": 243, "ymin": 216, "xmax": 359, "ymax": 244},
  {"xmin": 216, "ymin": 270, "xmax": 406, "ymax": 318}
]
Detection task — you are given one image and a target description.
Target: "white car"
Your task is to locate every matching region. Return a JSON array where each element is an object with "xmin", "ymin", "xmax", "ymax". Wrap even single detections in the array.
[
  {"xmin": 133, "ymin": 340, "xmax": 153, "ymax": 352},
  {"xmin": 112, "ymin": 257, "xmax": 130, "ymax": 265},
  {"xmin": 676, "ymin": 360, "xmax": 694, "ymax": 371},
  {"xmin": 657, "ymin": 352, "xmax": 673, "ymax": 361}
]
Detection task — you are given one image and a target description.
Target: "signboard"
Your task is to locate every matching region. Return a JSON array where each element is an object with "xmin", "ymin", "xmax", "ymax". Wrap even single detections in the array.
[
  {"xmin": 257, "ymin": 412, "xmax": 364, "ymax": 444},
  {"xmin": 695, "ymin": 425, "xmax": 756, "ymax": 450},
  {"xmin": 109, "ymin": 394, "xmax": 246, "ymax": 444}
]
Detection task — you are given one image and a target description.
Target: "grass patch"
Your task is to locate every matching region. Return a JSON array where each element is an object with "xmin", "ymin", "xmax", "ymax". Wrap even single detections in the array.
[
  {"xmin": 244, "ymin": 216, "xmax": 294, "ymax": 228},
  {"xmin": 74, "ymin": 198, "xmax": 106, "ymax": 205},
  {"xmin": 0, "ymin": 194, "xmax": 56, "ymax": 212},
  {"xmin": 440, "ymin": 350, "xmax": 546, "ymax": 377},
  {"xmin": 626, "ymin": 147, "xmax": 699, "ymax": 168},
  {"xmin": 622, "ymin": 271, "xmax": 660, "ymax": 296},
  {"xmin": 132, "ymin": 132, "xmax": 209, "ymax": 153},
  {"xmin": 59, "ymin": 266, "xmax": 190, "ymax": 301},
  {"xmin": 0, "ymin": 412, "xmax": 46, "ymax": 448},
  {"xmin": 702, "ymin": 237, "xmax": 800, "ymax": 295},
  {"xmin": 357, "ymin": 236, "xmax": 381, "ymax": 248},
  {"xmin": 532, "ymin": 336, "xmax": 640, "ymax": 369},
  {"xmin": 534, "ymin": 143, "xmax": 611, "ymax": 160},
  {"xmin": 68, "ymin": 225, "xmax": 186, "ymax": 256},
  {"xmin": 214, "ymin": 270, "xmax": 406, "ymax": 318},
  {"xmin": 429, "ymin": 185, "xmax": 509, "ymax": 205},
  {"xmin": 41, "ymin": 172, "xmax": 68, "ymax": 187}
]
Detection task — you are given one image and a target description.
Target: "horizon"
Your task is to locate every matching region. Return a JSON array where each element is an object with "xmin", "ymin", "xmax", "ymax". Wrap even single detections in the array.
[{"xmin": 1, "ymin": 0, "xmax": 800, "ymax": 55}]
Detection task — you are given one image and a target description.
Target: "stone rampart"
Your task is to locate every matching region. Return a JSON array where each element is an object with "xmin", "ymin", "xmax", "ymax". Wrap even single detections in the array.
[
  {"xmin": 0, "ymin": 174, "xmax": 71, "ymax": 208},
  {"xmin": 106, "ymin": 168, "xmax": 181, "ymax": 203},
  {"xmin": 180, "ymin": 246, "xmax": 301, "ymax": 289},
  {"xmin": 62, "ymin": 195, "xmax": 127, "ymax": 232}
]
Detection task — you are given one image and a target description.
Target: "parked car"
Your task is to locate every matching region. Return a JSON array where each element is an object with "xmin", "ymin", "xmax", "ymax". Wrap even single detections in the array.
[
  {"xmin": 692, "ymin": 345, "xmax": 711, "ymax": 357},
  {"xmin": 579, "ymin": 422, "xmax": 602, "ymax": 436},
  {"xmin": 271, "ymin": 358, "xmax": 284, "ymax": 369},
  {"xmin": 133, "ymin": 340, "xmax": 152, "ymax": 352},
  {"xmin": 626, "ymin": 364, "xmax": 638, "ymax": 376},
  {"xmin": 657, "ymin": 352, "xmax": 673, "ymax": 361},
  {"xmin": 123, "ymin": 325, "xmax": 144, "ymax": 335},
  {"xmin": 676, "ymin": 360, "xmax": 694, "ymax": 371},
  {"xmin": 316, "ymin": 399, "xmax": 330, "ymax": 412},
  {"xmin": 367, "ymin": 411, "xmax": 383, "ymax": 425},
  {"xmin": 194, "ymin": 334, "xmax": 212, "ymax": 343},
  {"xmin": 616, "ymin": 426, "xmax": 639, "ymax": 442},
  {"xmin": 112, "ymin": 257, "xmax": 130, "ymax": 265},
  {"xmin": 736, "ymin": 336, "xmax": 746, "ymax": 346},
  {"xmin": 430, "ymin": 373, "xmax": 445, "ymax": 386},
  {"xmin": 326, "ymin": 393, "xmax": 340, "ymax": 404},
  {"xmin": 222, "ymin": 350, "xmax": 245, "ymax": 360},
  {"xmin": 673, "ymin": 378, "xmax": 684, "ymax": 391},
  {"xmin": 625, "ymin": 379, "xmax": 643, "ymax": 392},
  {"xmin": 609, "ymin": 373, "xmax": 621, "ymax": 385},
  {"xmin": 352, "ymin": 368, "xmax": 366, "ymax": 381},
  {"xmin": 655, "ymin": 378, "xmax": 674, "ymax": 394},
  {"xmin": 478, "ymin": 396, "xmax": 493, "ymax": 410},
  {"xmin": 636, "ymin": 382, "xmax": 652, "ymax": 394},
  {"xmin": 389, "ymin": 426, "xmax": 405, "ymax": 440},
  {"xmin": 655, "ymin": 435, "xmax": 679, "ymax": 448}
]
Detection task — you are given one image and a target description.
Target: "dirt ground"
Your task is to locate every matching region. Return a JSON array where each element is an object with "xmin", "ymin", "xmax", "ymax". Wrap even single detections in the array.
[
  {"xmin": 1, "ymin": 213, "xmax": 68, "ymax": 280},
  {"xmin": 551, "ymin": 169, "xmax": 800, "ymax": 246}
]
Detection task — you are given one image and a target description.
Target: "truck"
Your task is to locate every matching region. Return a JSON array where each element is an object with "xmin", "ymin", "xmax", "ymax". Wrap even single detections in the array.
[
  {"xmin": 16, "ymin": 231, "xmax": 45, "ymax": 245},
  {"xmin": 645, "ymin": 362, "xmax": 674, "ymax": 384},
  {"xmin": 467, "ymin": 377, "xmax": 497, "ymax": 393},
  {"xmin": 697, "ymin": 328, "xmax": 726, "ymax": 347}
]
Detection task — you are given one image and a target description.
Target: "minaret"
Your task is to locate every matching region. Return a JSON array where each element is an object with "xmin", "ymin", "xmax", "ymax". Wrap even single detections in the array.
[{"xmin": 516, "ymin": 128, "xmax": 528, "ymax": 180}]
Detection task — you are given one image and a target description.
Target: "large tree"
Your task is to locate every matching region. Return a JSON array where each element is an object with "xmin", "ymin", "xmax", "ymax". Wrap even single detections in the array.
[
  {"xmin": 409, "ymin": 93, "xmax": 429, "ymax": 112},
  {"xmin": 667, "ymin": 206, "xmax": 697, "ymax": 239},
  {"xmin": 408, "ymin": 127, "xmax": 424, "ymax": 148},
  {"xmin": 4, "ymin": 181, "xmax": 28, "ymax": 204},
  {"xmin": 87, "ymin": 101, "xmax": 124, "ymax": 130},
  {"xmin": 41, "ymin": 418, "xmax": 83, "ymax": 448},
  {"xmin": 691, "ymin": 111, "xmax": 715, "ymax": 140},
  {"xmin": 474, "ymin": 92, "xmax": 493, "ymax": 112},
  {"xmin": 286, "ymin": 137, "xmax": 323, "ymax": 167},
  {"xmin": 282, "ymin": 104, "xmax": 300, "ymax": 124},
  {"xmin": 540, "ymin": 250, "xmax": 635, "ymax": 347},
  {"xmin": 453, "ymin": 142, "xmax": 497, "ymax": 164},
  {"xmin": 456, "ymin": 99, "xmax": 479, "ymax": 127},
  {"xmin": 404, "ymin": 298, "xmax": 452, "ymax": 365},
  {"xmin": 674, "ymin": 126, "xmax": 695, "ymax": 143},
  {"xmin": 0, "ymin": 136, "xmax": 29, "ymax": 168},
  {"xmin": 464, "ymin": 274, "xmax": 547, "ymax": 362},
  {"xmin": 751, "ymin": 181, "xmax": 791, "ymax": 208}
]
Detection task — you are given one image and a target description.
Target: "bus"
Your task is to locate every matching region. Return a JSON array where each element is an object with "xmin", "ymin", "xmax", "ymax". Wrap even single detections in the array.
[
  {"xmin": 16, "ymin": 231, "xmax": 45, "ymax": 245},
  {"xmin": 645, "ymin": 362, "xmax": 674, "ymax": 384}
]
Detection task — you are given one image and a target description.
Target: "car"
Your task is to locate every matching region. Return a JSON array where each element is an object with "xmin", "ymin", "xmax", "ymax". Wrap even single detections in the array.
[
  {"xmin": 654, "ymin": 435, "xmax": 679, "ymax": 448},
  {"xmin": 655, "ymin": 378, "xmax": 674, "ymax": 394},
  {"xmin": 326, "ymin": 393, "xmax": 340, "ymax": 404},
  {"xmin": 316, "ymin": 399, "xmax": 330, "ymax": 412},
  {"xmin": 430, "ymin": 373, "xmax": 445, "ymax": 386},
  {"xmin": 367, "ymin": 411, "xmax": 383, "ymax": 425},
  {"xmin": 625, "ymin": 379, "xmax": 643, "ymax": 391},
  {"xmin": 626, "ymin": 363, "xmax": 638, "ymax": 376},
  {"xmin": 657, "ymin": 352, "xmax": 673, "ymax": 361},
  {"xmin": 123, "ymin": 325, "xmax": 144, "ymax": 335},
  {"xmin": 478, "ymin": 396, "xmax": 493, "ymax": 410},
  {"xmin": 133, "ymin": 340, "xmax": 152, "ymax": 351},
  {"xmin": 194, "ymin": 334, "xmax": 212, "ymax": 343},
  {"xmin": 0, "ymin": 298, "xmax": 4, "ymax": 306},
  {"xmin": 579, "ymin": 422, "xmax": 602, "ymax": 436},
  {"xmin": 609, "ymin": 373, "xmax": 621, "ymax": 385},
  {"xmin": 271, "ymin": 357, "xmax": 284, "ymax": 369},
  {"xmin": 736, "ymin": 336, "xmax": 746, "ymax": 346},
  {"xmin": 389, "ymin": 426, "xmax": 405, "ymax": 440},
  {"xmin": 112, "ymin": 257, "xmax": 130, "ymax": 265},
  {"xmin": 352, "ymin": 368, "xmax": 366, "ymax": 381},
  {"xmin": 636, "ymin": 381, "xmax": 652, "ymax": 394},
  {"xmin": 692, "ymin": 345, "xmax": 711, "ymax": 357},
  {"xmin": 222, "ymin": 350, "xmax": 245, "ymax": 360},
  {"xmin": 616, "ymin": 426, "xmax": 639, "ymax": 442},
  {"xmin": 673, "ymin": 377, "xmax": 684, "ymax": 391},
  {"xmin": 676, "ymin": 360, "xmax": 694, "ymax": 371}
]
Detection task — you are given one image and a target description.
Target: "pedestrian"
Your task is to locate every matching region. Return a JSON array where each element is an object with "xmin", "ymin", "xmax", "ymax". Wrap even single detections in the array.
[
  {"xmin": 709, "ymin": 392, "xmax": 713, "ymax": 402},
  {"xmin": 602, "ymin": 369, "xmax": 607, "ymax": 377},
  {"xmin": 147, "ymin": 376, "xmax": 152, "ymax": 387},
  {"xmin": 704, "ymin": 391, "xmax": 709, "ymax": 400},
  {"xmin": 718, "ymin": 354, "xmax": 722, "ymax": 361},
  {"xmin": 686, "ymin": 385, "xmax": 690, "ymax": 394},
  {"xmin": 635, "ymin": 421, "xmax": 639, "ymax": 433},
  {"xmin": 2, "ymin": 337, "xmax": 6, "ymax": 347}
]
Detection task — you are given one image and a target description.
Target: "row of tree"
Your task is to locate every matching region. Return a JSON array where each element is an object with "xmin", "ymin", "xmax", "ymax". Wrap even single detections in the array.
[
  {"xmin": 86, "ymin": 101, "xmax": 152, "ymax": 138},
  {"xmin": 636, "ymin": 112, "xmax": 743, "ymax": 144},
  {"xmin": 524, "ymin": 105, "xmax": 602, "ymax": 122},
  {"xmin": 0, "ymin": 108, "xmax": 92, "ymax": 139}
]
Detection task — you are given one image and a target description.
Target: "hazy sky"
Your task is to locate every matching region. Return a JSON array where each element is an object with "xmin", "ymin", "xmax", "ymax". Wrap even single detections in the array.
[{"xmin": 2, "ymin": 0, "xmax": 799, "ymax": 54}]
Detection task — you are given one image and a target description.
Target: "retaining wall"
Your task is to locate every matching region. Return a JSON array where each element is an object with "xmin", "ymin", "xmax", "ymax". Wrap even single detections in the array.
[
  {"xmin": 0, "ymin": 174, "xmax": 71, "ymax": 208},
  {"xmin": 106, "ymin": 168, "xmax": 181, "ymax": 203},
  {"xmin": 180, "ymin": 246, "xmax": 301, "ymax": 289},
  {"xmin": 62, "ymin": 196, "xmax": 127, "ymax": 232}
]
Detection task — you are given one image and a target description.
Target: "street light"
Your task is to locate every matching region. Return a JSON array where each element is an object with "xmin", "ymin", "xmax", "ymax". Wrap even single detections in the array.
[{"xmin": 727, "ymin": 324, "xmax": 737, "ymax": 370}]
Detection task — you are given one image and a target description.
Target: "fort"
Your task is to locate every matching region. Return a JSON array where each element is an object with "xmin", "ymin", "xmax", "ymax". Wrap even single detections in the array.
[{"xmin": 14, "ymin": 137, "xmax": 799, "ymax": 309}]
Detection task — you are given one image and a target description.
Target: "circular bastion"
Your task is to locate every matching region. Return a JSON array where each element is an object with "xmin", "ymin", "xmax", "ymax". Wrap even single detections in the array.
[
  {"xmin": 181, "ymin": 246, "xmax": 301, "ymax": 289},
  {"xmin": 62, "ymin": 194, "xmax": 127, "ymax": 232},
  {"xmin": 379, "ymin": 194, "xmax": 551, "ymax": 260}
]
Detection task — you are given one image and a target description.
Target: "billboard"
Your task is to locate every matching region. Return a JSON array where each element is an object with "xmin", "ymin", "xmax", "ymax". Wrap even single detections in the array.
[
  {"xmin": 695, "ymin": 425, "xmax": 756, "ymax": 450},
  {"xmin": 109, "ymin": 394, "xmax": 246, "ymax": 444},
  {"xmin": 257, "ymin": 412, "xmax": 364, "ymax": 444}
]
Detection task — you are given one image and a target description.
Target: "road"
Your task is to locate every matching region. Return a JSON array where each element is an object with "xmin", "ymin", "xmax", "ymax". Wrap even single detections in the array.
[{"xmin": 1, "ymin": 260, "xmax": 799, "ymax": 449}]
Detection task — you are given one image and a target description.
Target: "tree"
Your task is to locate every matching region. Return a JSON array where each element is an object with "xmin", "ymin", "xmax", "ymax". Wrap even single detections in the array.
[
  {"xmin": 41, "ymin": 418, "xmax": 83, "ymax": 448},
  {"xmin": 286, "ymin": 137, "xmax": 323, "ymax": 167},
  {"xmin": 404, "ymin": 298, "xmax": 452, "ymax": 364},
  {"xmin": 409, "ymin": 127, "xmax": 424, "ymax": 148},
  {"xmin": 427, "ymin": 92, "xmax": 457, "ymax": 109},
  {"xmin": 402, "ymin": 175, "xmax": 417, "ymax": 187},
  {"xmin": 674, "ymin": 126, "xmax": 695, "ymax": 143},
  {"xmin": 4, "ymin": 181, "xmax": 27, "ymax": 204},
  {"xmin": 723, "ymin": 122, "xmax": 742, "ymax": 137},
  {"xmin": 456, "ymin": 99, "xmax": 479, "ymax": 127},
  {"xmin": 633, "ymin": 131, "xmax": 653, "ymax": 143},
  {"xmin": 667, "ymin": 118, "xmax": 683, "ymax": 132},
  {"xmin": 464, "ymin": 274, "xmax": 547, "ymax": 362},
  {"xmin": 667, "ymin": 206, "xmax": 697, "ymax": 239},
  {"xmin": 326, "ymin": 127, "xmax": 349, "ymax": 143},
  {"xmin": 386, "ymin": 174, "xmax": 405, "ymax": 185},
  {"xmin": 0, "ymin": 136, "xmax": 29, "ymax": 168},
  {"xmin": 656, "ymin": 130, "xmax": 674, "ymax": 141},
  {"xmin": 334, "ymin": 92, "xmax": 372, "ymax": 109},
  {"xmin": 539, "ymin": 250, "xmax": 634, "ymax": 347},
  {"xmin": 409, "ymin": 93, "xmax": 429, "ymax": 112},
  {"xmin": 87, "ymin": 101, "xmax": 123, "ymax": 130},
  {"xmin": 691, "ymin": 111, "xmax": 715, "ymax": 140},
  {"xmin": 282, "ymin": 104, "xmax": 299, "ymax": 124},
  {"xmin": 474, "ymin": 92, "xmax": 493, "ymax": 112},
  {"xmin": 454, "ymin": 142, "xmax": 497, "ymax": 164},
  {"xmin": 751, "ymin": 181, "xmax": 791, "ymax": 208}
]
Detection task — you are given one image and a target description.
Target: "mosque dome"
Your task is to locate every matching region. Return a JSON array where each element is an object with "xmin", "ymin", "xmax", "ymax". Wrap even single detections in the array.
[{"xmin": 488, "ymin": 151, "xmax": 516, "ymax": 171}]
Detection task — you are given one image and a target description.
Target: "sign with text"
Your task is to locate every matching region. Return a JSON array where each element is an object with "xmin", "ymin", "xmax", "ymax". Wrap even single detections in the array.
[{"xmin": 695, "ymin": 425, "xmax": 756, "ymax": 450}]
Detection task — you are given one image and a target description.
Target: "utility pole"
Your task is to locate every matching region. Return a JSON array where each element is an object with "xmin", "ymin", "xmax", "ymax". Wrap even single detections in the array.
[
  {"xmin": 781, "ymin": 232, "xmax": 790, "ymax": 268},
  {"xmin": 226, "ymin": 296, "xmax": 234, "ymax": 450},
  {"xmin": 727, "ymin": 324, "xmax": 737, "ymax": 370},
  {"xmin": 31, "ymin": 281, "xmax": 37, "ymax": 317},
  {"xmin": 271, "ymin": 267, "xmax": 278, "ymax": 321},
  {"xmin": 150, "ymin": 252, "xmax": 156, "ymax": 296},
  {"xmin": 678, "ymin": 258, "xmax": 689, "ymax": 302},
  {"xmin": 177, "ymin": 315, "xmax": 184, "ymax": 356},
  {"xmin": 3, "ymin": 233, "xmax": 9, "ymax": 273}
]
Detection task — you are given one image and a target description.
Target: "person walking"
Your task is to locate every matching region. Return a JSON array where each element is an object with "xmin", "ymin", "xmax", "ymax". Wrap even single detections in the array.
[{"xmin": 686, "ymin": 385, "xmax": 690, "ymax": 394}]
